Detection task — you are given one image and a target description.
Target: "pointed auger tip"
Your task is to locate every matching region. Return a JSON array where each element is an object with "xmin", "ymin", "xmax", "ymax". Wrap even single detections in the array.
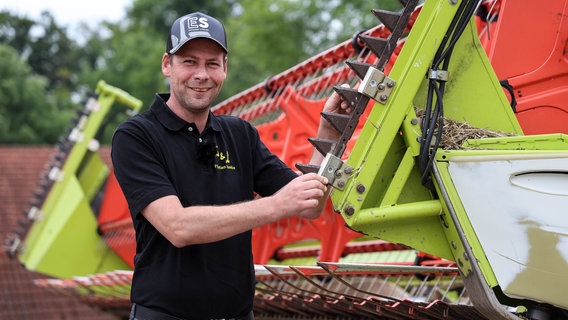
[{"xmin": 295, "ymin": 163, "xmax": 320, "ymax": 175}]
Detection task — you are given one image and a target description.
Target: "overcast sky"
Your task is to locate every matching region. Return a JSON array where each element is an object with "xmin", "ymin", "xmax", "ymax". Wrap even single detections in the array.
[{"xmin": 0, "ymin": 0, "xmax": 132, "ymax": 28}]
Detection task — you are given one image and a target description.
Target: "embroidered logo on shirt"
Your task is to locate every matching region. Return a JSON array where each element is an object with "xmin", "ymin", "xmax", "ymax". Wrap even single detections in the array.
[{"xmin": 214, "ymin": 145, "xmax": 236, "ymax": 170}]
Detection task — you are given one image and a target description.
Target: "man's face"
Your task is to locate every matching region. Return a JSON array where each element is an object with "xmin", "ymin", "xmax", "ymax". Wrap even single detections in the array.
[{"xmin": 162, "ymin": 38, "xmax": 227, "ymax": 116}]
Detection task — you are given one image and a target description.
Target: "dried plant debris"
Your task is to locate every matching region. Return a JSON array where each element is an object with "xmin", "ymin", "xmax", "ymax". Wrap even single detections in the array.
[{"xmin": 415, "ymin": 108, "xmax": 517, "ymax": 150}]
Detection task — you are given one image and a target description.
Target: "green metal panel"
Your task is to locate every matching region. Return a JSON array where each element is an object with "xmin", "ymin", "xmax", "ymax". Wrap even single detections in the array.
[
  {"xmin": 18, "ymin": 81, "xmax": 142, "ymax": 279},
  {"xmin": 20, "ymin": 176, "xmax": 129, "ymax": 278},
  {"xmin": 78, "ymin": 152, "xmax": 109, "ymax": 202}
]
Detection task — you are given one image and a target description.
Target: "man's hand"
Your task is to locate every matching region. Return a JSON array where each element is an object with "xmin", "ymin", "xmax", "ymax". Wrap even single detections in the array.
[
  {"xmin": 272, "ymin": 173, "xmax": 329, "ymax": 219},
  {"xmin": 317, "ymin": 83, "xmax": 353, "ymax": 141},
  {"xmin": 323, "ymin": 83, "xmax": 353, "ymax": 115}
]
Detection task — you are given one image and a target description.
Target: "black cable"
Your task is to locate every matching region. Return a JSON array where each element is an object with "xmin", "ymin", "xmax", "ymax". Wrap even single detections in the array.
[
  {"xmin": 419, "ymin": 0, "xmax": 469, "ymax": 176},
  {"xmin": 419, "ymin": 0, "xmax": 481, "ymax": 189}
]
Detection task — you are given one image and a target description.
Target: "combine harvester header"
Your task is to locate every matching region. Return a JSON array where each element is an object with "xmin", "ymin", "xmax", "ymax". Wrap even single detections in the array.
[{"xmin": 5, "ymin": 0, "xmax": 568, "ymax": 319}]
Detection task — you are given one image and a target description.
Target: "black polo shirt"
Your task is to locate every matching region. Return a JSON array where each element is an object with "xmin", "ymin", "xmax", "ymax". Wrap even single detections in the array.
[{"xmin": 111, "ymin": 93, "xmax": 297, "ymax": 319}]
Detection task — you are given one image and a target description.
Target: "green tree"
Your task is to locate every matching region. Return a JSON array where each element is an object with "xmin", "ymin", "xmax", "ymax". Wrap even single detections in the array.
[
  {"xmin": 126, "ymin": 0, "xmax": 237, "ymax": 33},
  {"xmin": 0, "ymin": 10, "xmax": 81, "ymax": 92},
  {"xmin": 0, "ymin": 44, "xmax": 75, "ymax": 143}
]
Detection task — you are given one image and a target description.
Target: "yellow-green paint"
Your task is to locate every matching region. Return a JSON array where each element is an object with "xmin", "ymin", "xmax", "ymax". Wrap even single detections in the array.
[{"xmin": 18, "ymin": 81, "xmax": 142, "ymax": 279}]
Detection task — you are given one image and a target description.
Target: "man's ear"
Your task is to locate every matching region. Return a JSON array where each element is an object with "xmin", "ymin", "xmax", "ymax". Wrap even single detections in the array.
[{"xmin": 161, "ymin": 53, "xmax": 171, "ymax": 77}]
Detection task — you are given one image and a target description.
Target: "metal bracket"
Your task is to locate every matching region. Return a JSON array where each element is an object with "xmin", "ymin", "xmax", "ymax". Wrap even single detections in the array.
[
  {"xmin": 358, "ymin": 66, "xmax": 396, "ymax": 104},
  {"xmin": 318, "ymin": 153, "xmax": 354, "ymax": 190},
  {"xmin": 428, "ymin": 69, "xmax": 449, "ymax": 82}
]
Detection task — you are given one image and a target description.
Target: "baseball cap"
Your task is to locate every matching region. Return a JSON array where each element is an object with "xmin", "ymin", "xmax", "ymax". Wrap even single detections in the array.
[{"xmin": 166, "ymin": 12, "xmax": 228, "ymax": 54}]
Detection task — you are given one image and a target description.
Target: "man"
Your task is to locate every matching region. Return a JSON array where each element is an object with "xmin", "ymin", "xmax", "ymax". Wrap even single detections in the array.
[{"xmin": 112, "ymin": 11, "xmax": 351, "ymax": 320}]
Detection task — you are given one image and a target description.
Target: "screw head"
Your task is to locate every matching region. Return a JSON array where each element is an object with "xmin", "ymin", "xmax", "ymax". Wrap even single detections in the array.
[{"xmin": 344, "ymin": 205, "xmax": 355, "ymax": 216}]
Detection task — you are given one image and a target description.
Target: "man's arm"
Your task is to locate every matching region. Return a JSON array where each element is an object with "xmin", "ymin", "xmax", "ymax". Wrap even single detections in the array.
[{"xmin": 142, "ymin": 172, "xmax": 328, "ymax": 247}]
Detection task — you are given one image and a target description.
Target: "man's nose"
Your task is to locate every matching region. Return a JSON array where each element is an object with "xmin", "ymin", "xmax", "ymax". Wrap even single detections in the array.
[{"xmin": 193, "ymin": 64, "xmax": 209, "ymax": 80}]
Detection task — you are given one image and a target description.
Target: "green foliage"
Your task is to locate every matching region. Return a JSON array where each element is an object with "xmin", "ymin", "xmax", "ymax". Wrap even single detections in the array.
[
  {"xmin": 126, "ymin": 0, "xmax": 238, "ymax": 35},
  {"xmin": 0, "ymin": 44, "xmax": 76, "ymax": 144},
  {"xmin": 0, "ymin": 0, "xmax": 401, "ymax": 144}
]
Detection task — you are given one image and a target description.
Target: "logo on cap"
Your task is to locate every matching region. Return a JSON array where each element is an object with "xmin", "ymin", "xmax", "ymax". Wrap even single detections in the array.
[{"xmin": 167, "ymin": 12, "xmax": 228, "ymax": 54}]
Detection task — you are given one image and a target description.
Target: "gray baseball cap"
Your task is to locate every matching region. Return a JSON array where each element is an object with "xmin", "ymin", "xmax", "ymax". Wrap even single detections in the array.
[{"xmin": 166, "ymin": 12, "xmax": 228, "ymax": 54}]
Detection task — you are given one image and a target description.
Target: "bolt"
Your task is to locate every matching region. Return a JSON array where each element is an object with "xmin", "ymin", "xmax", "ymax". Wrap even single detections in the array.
[
  {"xmin": 451, "ymin": 241, "xmax": 457, "ymax": 249},
  {"xmin": 463, "ymin": 252, "xmax": 469, "ymax": 261},
  {"xmin": 356, "ymin": 184, "xmax": 366, "ymax": 193},
  {"xmin": 378, "ymin": 83, "xmax": 385, "ymax": 90},
  {"xmin": 337, "ymin": 180, "xmax": 346, "ymax": 189},
  {"xmin": 410, "ymin": 118, "xmax": 419, "ymax": 125},
  {"xmin": 386, "ymin": 80, "xmax": 395, "ymax": 88},
  {"xmin": 335, "ymin": 169, "xmax": 343, "ymax": 177},
  {"xmin": 379, "ymin": 94, "xmax": 387, "ymax": 102},
  {"xmin": 448, "ymin": 0, "xmax": 458, "ymax": 4},
  {"xmin": 458, "ymin": 258, "xmax": 464, "ymax": 267},
  {"xmin": 344, "ymin": 166, "xmax": 353, "ymax": 174},
  {"xmin": 344, "ymin": 205, "xmax": 355, "ymax": 216}
]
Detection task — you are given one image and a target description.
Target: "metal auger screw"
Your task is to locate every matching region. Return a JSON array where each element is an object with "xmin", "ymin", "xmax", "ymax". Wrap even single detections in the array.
[
  {"xmin": 356, "ymin": 184, "xmax": 366, "ymax": 193},
  {"xmin": 344, "ymin": 205, "xmax": 355, "ymax": 216}
]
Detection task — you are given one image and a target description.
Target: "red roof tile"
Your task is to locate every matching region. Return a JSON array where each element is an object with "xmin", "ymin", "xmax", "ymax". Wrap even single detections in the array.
[{"xmin": 0, "ymin": 146, "xmax": 119, "ymax": 320}]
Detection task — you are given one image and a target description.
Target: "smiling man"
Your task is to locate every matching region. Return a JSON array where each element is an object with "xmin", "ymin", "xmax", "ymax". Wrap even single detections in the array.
[{"xmin": 111, "ymin": 11, "xmax": 351, "ymax": 320}]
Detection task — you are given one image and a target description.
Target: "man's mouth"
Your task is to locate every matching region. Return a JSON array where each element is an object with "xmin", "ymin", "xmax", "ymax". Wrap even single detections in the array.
[{"xmin": 191, "ymin": 87, "xmax": 210, "ymax": 93}]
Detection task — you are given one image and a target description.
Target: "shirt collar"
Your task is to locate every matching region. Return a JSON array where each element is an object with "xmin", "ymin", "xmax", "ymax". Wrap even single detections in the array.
[{"xmin": 151, "ymin": 93, "xmax": 222, "ymax": 133}]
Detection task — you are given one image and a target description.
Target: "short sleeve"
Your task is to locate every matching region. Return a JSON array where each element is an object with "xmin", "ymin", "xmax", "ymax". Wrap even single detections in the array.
[{"xmin": 111, "ymin": 120, "xmax": 177, "ymax": 218}]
